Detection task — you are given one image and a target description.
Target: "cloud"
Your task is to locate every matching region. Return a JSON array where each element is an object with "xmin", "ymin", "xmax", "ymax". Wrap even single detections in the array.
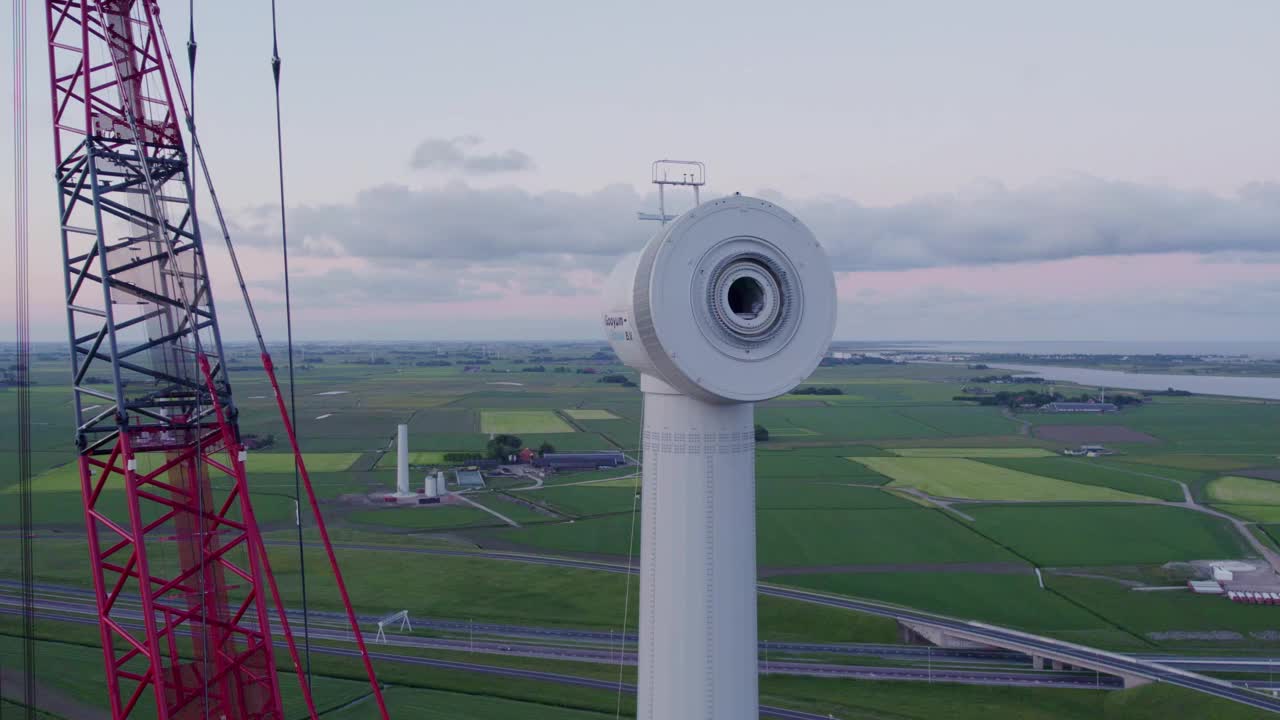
[
  {"xmin": 232, "ymin": 175, "xmax": 1280, "ymax": 274},
  {"xmin": 234, "ymin": 182, "xmax": 649, "ymax": 265},
  {"xmin": 246, "ymin": 264, "xmax": 501, "ymax": 307},
  {"xmin": 797, "ymin": 176, "xmax": 1280, "ymax": 270},
  {"xmin": 409, "ymin": 136, "xmax": 534, "ymax": 174}
]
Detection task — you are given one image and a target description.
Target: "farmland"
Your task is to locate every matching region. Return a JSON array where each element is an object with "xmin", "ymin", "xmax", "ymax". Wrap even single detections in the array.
[
  {"xmin": 1208, "ymin": 475, "xmax": 1280, "ymax": 505},
  {"xmin": 850, "ymin": 457, "xmax": 1155, "ymax": 502},
  {"xmin": 887, "ymin": 447, "xmax": 1056, "ymax": 458},
  {"xmin": 479, "ymin": 409, "xmax": 576, "ymax": 434},
  {"xmin": 7, "ymin": 340, "xmax": 1280, "ymax": 718}
]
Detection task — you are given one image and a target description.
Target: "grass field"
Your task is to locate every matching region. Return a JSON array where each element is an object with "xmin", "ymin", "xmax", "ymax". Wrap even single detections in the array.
[
  {"xmin": 756, "ymin": 480, "xmax": 916, "ymax": 510},
  {"xmin": 11, "ymin": 344, "xmax": 1280, "ymax": 717},
  {"xmin": 1031, "ymin": 401, "xmax": 1280, "ymax": 454},
  {"xmin": 1048, "ymin": 572, "xmax": 1280, "ymax": 643},
  {"xmin": 851, "ymin": 457, "xmax": 1154, "ymax": 502},
  {"xmin": 775, "ymin": 571, "xmax": 1102, "ymax": 635},
  {"xmin": 1121, "ymin": 454, "xmax": 1274, "ymax": 472},
  {"xmin": 757, "ymin": 508, "xmax": 1021, "ymax": 566},
  {"xmin": 336, "ymin": 687, "xmax": 613, "ymax": 719},
  {"xmin": 348, "ymin": 504, "xmax": 503, "ymax": 530},
  {"xmin": 1213, "ymin": 505, "xmax": 1280, "ymax": 523},
  {"xmin": 248, "ymin": 452, "xmax": 360, "ymax": 472},
  {"xmin": 504, "ymin": 505, "xmax": 1021, "ymax": 567},
  {"xmin": 5, "ymin": 452, "xmax": 360, "ymax": 495},
  {"xmin": 887, "ymin": 447, "xmax": 1055, "ymax": 458},
  {"xmin": 1207, "ymin": 475, "xmax": 1280, "ymax": 505},
  {"xmin": 410, "ymin": 451, "xmax": 453, "ymax": 464},
  {"xmin": 966, "ymin": 504, "xmax": 1252, "ymax": 566},
  {"xmin": 468, "ymin": 493, "xmax": 558, "ymax": 524},
  {"xmin": 562, "ymin": 409, "xmax": 620, "ymax": 420},
  {"xmin": 525, "ymin": 484, "xmax": 639, "ymax": 516},
  {"xmin": 480, "ymin": 410, "xmax": 576, "ymax": 434},
  {"xmin": 757, "ymin": 447, "xmax": 890, "ymax": 483},
  {"xmin": 760, "ymin": 676, "xmax": 1277, "ymax": 720},
  {"xmin": 982, "ymin": 457, "xmax": 1186, "ymax": 501}
]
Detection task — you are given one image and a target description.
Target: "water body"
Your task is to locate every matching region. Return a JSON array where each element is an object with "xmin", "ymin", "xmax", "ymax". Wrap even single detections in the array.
[
  {"xmin": 906, "ymin": 340, "xmax": 1280, "ymax": 359},
  {"xmin": 989, "ymin": 363, "xmax": 1280, "ymax": 401}
]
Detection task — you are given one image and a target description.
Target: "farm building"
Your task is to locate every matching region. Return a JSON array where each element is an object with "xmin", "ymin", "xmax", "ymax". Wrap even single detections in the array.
[
  {"xmin": 1041, "ymin": 402, "xmax": 1118, "ymax": 413},
  {"xmin": 1188, "ymin": 580, "xmax": 1225, "ymax": 595},
  {"xmin": 455, "ymin": 468, "xmax": 485, "ymax": 488},
  {"xmin": 535, "ymin": 451, "xmax": 627, "ymax": 470}
]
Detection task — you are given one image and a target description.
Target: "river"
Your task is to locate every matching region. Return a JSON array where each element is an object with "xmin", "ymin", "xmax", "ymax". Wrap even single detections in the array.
[{"xmin": 988, "ymin": 363, "xmax": 1280, "ymax": 401}]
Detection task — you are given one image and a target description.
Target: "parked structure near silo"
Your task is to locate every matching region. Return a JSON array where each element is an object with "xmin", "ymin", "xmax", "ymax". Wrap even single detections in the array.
[
  {"xmin": 456, "ymin": 468, "xmax": 485, "ymax": 488},
  {"xmin": 534, "ymin": 451, "xmax": 627, "ymax": 471}
]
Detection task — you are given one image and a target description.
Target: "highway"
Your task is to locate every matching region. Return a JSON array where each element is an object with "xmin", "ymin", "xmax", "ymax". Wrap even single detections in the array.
[
  {"xmin": 0, "ymin": 587, "xmax": 1118, "ymax": 690},
  {"xmin": 10, "ymin": 538, "xmax": 1280, "ymax": 713},
  {"xmin": 266, "ymin": 540, "xmax": 1280, "ymax": 713},
  {"xmin": 0, "ymin": 599, "xmax": 1052, "ymax": 720}
]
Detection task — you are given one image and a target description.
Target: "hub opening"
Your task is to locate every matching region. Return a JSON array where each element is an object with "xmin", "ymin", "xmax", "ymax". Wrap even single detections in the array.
[{"xmin": 727, "ymin": 276, "xmax": 766, "ymax": 319}]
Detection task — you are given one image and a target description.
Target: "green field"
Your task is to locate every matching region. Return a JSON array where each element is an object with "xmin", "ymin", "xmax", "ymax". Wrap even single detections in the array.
[
  {"xmin": 248, "ymin": 452, "xmax": 360, "ymax": 473},
  {"xmin": 983, "ymin": 457, "xmax": 1186, "ymax": 502},
  {"xmin": 966, "ymin": 504, "xmax": 1252, "ymax": 566},
  {"xmin": 887, "ymin": 447, "xmax": 1055, "ymax": 458},
  {"xmin": 757, "ymin": 447, "xmax": 890, "ymax": 483},
  {"xmin": 6, "ymin": 452, "xmax": 359, "ymax": 495},
  {"xmin": 775, "ymin": 571, "xmax": 1103, "ymax": 636},
  {"xmin": 1214, "ymin": 504, "xmax": 1280, "ymax": 523},
  {"xmin": 757, "ymin": 480, "xmax": 915, "ymax": 510},
  {"xmin": 410, "ymin": 451, "xmax": 452, "ymax": 464},
  {"xmin": 337, "ymin": 686, "xmax": 613, "ymax": 719},
  {"xmin": 851, "ymin": 457, "xmax": 1153, "ymax": 502},
  {"xmin": 525, "ymin": 483, "xmax": 639, "ymax": 516},
  {"xmin": 1123, "ymin": 454, "xmax": 1272, "ymax": 472},
  {"xmin": 1032, "ymin": 401, "xmax": 1280, "ymax": 454},
  {"xmin": 504, "ymin": 505, "xmax": 1021, "ymax": 567},
  {"xmin": 562, "ymin": 408, "xmax": 620, "ymax": 420},
  {"xmin": 348, "ymin": 504, "xmax": 502, "ymax": 530},
  {"xmin": 10, "ymin": 342, "xmax": 1280, "ymax": 717},
  {"xmin": 1207, "ymin": 475, "xmax": 1280, "ymax": 505},
  {"xmin": 1048, "ymin": 572, "xmax": 1280, "ymax": 642},
  {"xmin": 480, "ymin": 410, "xmax": 576, "ymax": 434}
]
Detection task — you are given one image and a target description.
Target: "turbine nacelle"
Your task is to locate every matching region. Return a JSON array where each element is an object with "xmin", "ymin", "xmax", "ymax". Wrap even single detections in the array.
[{"xmin": 604, "ymin": 194, "xmax": 836, "ymax": 403}]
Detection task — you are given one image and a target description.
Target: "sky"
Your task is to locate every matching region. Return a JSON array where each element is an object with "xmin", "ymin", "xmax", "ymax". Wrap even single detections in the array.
[{"xmin": 3, "ymin": 0, "xmax": 1279, "ymax": 343}]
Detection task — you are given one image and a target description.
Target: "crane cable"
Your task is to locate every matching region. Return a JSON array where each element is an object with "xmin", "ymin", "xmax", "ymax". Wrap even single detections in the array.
[
  {"xmin": 268, "ymin": 0, "xmax": 314, "ymax": 685},
  {"xmin": 11, "ymin": 0, "xmax": 36, "ymax": 714},
  {"xmin": 183, "ymin": 1, "xmax": 214, "ymax": 715}
]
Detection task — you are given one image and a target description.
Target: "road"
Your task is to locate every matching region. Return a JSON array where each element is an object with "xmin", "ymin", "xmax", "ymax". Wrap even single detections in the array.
[
  {"xmin": 1, "ymin": 598, "xmax": 1068, "ymax": 720},
  {"xmin": 9, "ymin": 537, "xmax": 1280, "ymax": 713},
  {"xmin": 261, "ymin": 540, "xmax": 1280, "ymax": 713},
  {"xmin": 0, "ymin": 587, "xmax": 1117, "ymax": 691}
]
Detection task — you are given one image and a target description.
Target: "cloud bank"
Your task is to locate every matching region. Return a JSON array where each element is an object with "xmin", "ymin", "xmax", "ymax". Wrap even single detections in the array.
[{"xmin": 236, "ymin": 175, "xmax": 1280, "ymax": 273}]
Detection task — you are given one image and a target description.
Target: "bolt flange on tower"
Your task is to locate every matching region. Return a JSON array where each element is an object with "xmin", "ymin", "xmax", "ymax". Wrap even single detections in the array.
[{"xmin": 604, "ymin": 194, "xmax": 836, "ymax": 719}]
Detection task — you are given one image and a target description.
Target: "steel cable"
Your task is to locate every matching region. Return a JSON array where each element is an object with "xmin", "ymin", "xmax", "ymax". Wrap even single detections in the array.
[
  {"xmin": 268, "ymin": 0, "xmax": 313, "ymax": 685},
  {"xmin": 11, "ymin": 0, "xmax": 36, "ymax": 715}
]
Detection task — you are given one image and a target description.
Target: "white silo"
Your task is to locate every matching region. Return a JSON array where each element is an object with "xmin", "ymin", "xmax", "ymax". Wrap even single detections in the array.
[
  {"xmin": 423, "ymin": 472, "xmax": 438, "ymax": 498},
  {"xmin": 435, "ymin": 471, "xmax": 448, "ymax": 496}
]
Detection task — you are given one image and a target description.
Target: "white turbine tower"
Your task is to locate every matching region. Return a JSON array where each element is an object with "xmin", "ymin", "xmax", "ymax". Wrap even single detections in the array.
[{"xmin": 604, "ymin": 194, "xmax": 836, "ymax": 719}]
